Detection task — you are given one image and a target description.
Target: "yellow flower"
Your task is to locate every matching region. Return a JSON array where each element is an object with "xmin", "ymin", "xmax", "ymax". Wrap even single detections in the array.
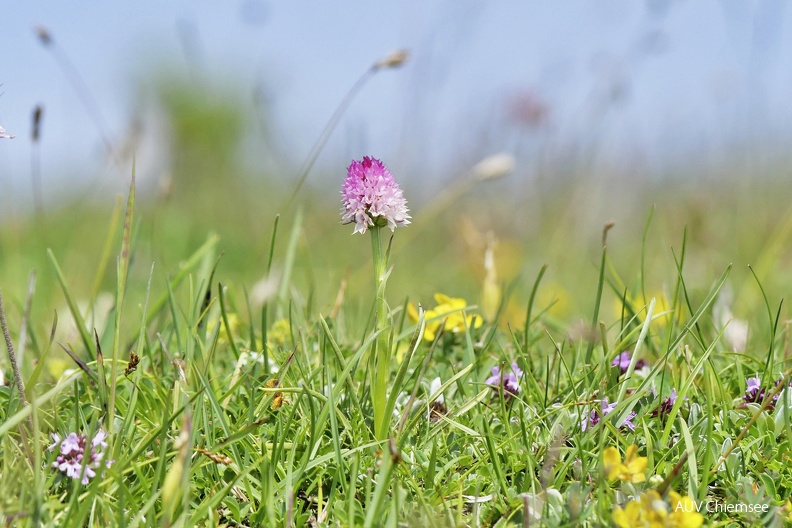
[
  {"xmin": 613, "ymin": 490, "xmax": 703, "ymax": 528},
  {"xmin": 667, "ymin": 492, "xmax": 703, "ymax": 528},
  {"xmin": 408, "ymin": 293, "xmax": 482, "ymax": 342},
  {"xmin": 603, "ymin": 445, "xmax": 647, "ymax": 483}
]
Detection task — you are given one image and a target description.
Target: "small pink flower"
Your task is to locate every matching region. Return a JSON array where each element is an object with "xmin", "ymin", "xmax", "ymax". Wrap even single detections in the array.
[
  {"xmin": 341, "ymin": 156, "xmax": 410, "ymax": 235},
  {"xmin": 92, "ymin": 429, "xmax": 108, "ymax": 448},
  {"xmin": 50, "ymin": 429, "xmax": 114, "ymax": 484}
]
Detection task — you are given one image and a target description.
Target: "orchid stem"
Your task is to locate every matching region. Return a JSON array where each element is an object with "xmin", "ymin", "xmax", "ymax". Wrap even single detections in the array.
[{"xmin": 370, "ymin": 225, "xmax": 390, "ymax": 440}]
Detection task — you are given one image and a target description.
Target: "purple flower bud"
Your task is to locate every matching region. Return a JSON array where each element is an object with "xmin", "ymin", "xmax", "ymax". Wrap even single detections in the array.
[{"xmin": 652, "ymin": 388, "xmax": 678, "ymax": 418}]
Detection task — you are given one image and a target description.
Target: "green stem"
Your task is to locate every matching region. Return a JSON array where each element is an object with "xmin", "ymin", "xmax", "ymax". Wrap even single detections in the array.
[{"xmin": 370, "ymin": 226, "xmax": 390, "ymax": 440}]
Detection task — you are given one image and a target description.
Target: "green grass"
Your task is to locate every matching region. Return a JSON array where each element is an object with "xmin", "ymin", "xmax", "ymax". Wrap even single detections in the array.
[{"xmin": 2, "ymin": 172, "xmax": 792, "ymax": 527}]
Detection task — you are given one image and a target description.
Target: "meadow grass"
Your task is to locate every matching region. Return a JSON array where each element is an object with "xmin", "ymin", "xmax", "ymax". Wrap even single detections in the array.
[{"xmin": 1, "ymin": 171, "xmax": 792, "ymax": 528}]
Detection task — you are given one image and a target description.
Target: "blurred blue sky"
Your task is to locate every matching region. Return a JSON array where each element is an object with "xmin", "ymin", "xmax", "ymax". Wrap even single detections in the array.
[{"xmin": 1, "ymin": 1, "xmax": 791, "ymax": 200}]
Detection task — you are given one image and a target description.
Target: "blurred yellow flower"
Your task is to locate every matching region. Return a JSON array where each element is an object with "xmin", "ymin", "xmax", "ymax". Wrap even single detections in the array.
[
  {"xmin": 45, "ymin": 357, "xmax": 71, "ymax": 380},
  {"xmin": 268, "ymin": 319, "xmax": 292, "ymax": 348},
  {"xmin": 408, "ymin": 293, "xmax": 482, "ymax": 342},
  {"xmin": 536, "ymin": 284, "xmax": 571, "ymax": 319},
  {"xmin": 613, "ymin": 490, "xmax": 703, "ymax": 528},
  {"xmin": 207, "ymin": 313, "xmax": 240, "ymax": 345},
  {"xmin": 615, "ymin": 291, "xmax": 676, "ymax": 328},
  {"xmin": 603, "ymin": 445, "xmax": 647, "ymax": 483},
  {"xmin": 481, "ymin": 240, "xmax": 501, "ymax": 323},
  {"xmin": 394, "ymin": 339, "xmax": 412, "ymax": 363}
]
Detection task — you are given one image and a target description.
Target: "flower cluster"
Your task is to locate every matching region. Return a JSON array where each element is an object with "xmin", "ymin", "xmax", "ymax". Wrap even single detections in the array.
[
  {"xmin": 743, "ymin": 376, "xmax": 792, "ymax": 410},
  {"xmin": 50, "ymin": 430, "xmax": 114, "ymax": 484},
  {"xmin": 340, "ymin": 156, "xmax": 410, "ymax": 235},
  {"xmin": 407, "ymin": 293, "xmax": 482, "ymax": 342},
  {"xmin": 612, "ymin": 351, "xmax": 648, "ymax": 375},
  {"xmin": 581, "ymin": 398, "xmax": 635, "ymax": 431},
  {"xmin": 485, "ymin": 363, "xmax": 522, "ymax": 397},
  {"xmin": 613, "ymin": 490, "xmax": 703, "ymax": 528}
]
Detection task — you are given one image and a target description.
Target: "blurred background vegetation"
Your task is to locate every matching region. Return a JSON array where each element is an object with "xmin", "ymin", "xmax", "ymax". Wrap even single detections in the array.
[
  {"xmin": 2, "ymin": 68, "xmax": 791, "ymax": 348},
  {"xmin": 3, "ymin": 3, "xmax": 792, "ymax": 382}
]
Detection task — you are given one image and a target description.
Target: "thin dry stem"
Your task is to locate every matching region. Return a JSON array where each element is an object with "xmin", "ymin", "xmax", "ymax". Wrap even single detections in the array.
[{"xmin": 0, "ymin": 290, "xmax": 28, "ymax": 407}]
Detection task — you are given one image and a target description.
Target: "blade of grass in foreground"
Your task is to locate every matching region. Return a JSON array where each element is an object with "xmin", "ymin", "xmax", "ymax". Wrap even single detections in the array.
[
  {"xmin": 523, "ymin": 263, "xmax": 548, "ymax": 361},
  {"xmin": 277, "ymin": 208, "xmax": 302, "ymax": 317},
  {"xmin": 48, "ymin": 249, "xmax": 93, "ymax": 356},
  {"xmin": 584, "ymin": 223, "xmax": 614, "ymax": 377},
  {"xmin": 677, "ymin": 414, "xmax": 698, "ymax": 498},
  {"xmin": 108, "ymin": 170, "xmax": 135, "ymax": 428},
  {"xmin": 261, "ymin": 214, "xmax": 280, "ymax": 370},
  {"xmin": 363, "ymin": 443, "xmax": 397, "ymax": 528},
  {"xmin": 748, "ymin": 265, "xmax": 782, "ymax": 384},
  {"xmin": 383, "ymin": 308, "xmax": 425, "ymax": 439},
  {"xmin": 89, "ymin": 195, "xmax": 122, "ymax": 305}
]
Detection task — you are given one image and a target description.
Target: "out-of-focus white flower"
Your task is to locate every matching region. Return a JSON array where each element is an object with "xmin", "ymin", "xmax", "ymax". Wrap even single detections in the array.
[
  {"xmin": 471, "ymin": 153, "xmax": 514, "ymax": 181},
  {"xmin": 250, "ymin": 274, "xmax": 279, "ymax": 307},
  {"xmin": 713, "ymin": 287, "xmax": 748, "ymax": 352}
]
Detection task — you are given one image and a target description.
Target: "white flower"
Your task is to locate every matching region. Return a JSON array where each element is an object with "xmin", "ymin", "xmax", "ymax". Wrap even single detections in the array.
[{"xmin": 429, "ymin": 377, "xmax": 444, "ymax": 405}]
